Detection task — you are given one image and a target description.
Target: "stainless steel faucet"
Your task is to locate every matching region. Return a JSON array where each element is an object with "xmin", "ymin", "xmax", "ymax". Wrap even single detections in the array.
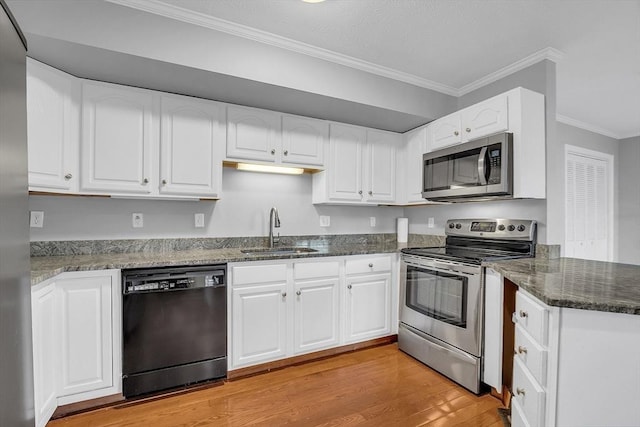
[{"xmin": 269, "ymin": 207, "xmax": 280, "ymax": 248}]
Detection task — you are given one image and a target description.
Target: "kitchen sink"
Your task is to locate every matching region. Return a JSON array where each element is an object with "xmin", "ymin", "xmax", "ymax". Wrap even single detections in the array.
[{"xmin": 240, "ymin": 247, "xmax": 318, "ymax": 256}]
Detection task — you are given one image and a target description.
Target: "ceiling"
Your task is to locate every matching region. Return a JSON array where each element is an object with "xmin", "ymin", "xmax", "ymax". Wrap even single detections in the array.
[
  {"xmin": 7, "ymin": 0, "xmax": 640, "ymax": 139},
  {"xmin": 115, "ymin": 0, "xmax": 640, "ymax": 139}
]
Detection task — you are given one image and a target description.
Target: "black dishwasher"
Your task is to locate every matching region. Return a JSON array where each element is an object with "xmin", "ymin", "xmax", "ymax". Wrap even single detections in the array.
[{"xmin": 122, "ymin": 264, "xmax": 227, "ymax": 398}]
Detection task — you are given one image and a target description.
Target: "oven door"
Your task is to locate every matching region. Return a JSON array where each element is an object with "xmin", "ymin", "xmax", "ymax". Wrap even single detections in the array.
[{"xmin": 400, "ymin": 255, "xmax": 483, "ymax": 356}]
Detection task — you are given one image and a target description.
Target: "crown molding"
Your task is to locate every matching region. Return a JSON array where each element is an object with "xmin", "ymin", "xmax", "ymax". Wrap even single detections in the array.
[
  {"xmin": 105, "ymin": 0, "xmax": 459, "ymax": 95},
  {"xmin": 556, "ymin": 114, "xmax": 624, "ymax": 140},
  {"xmin": 457, "ymin": 47, "xmax": 564, "ymax": 96}
]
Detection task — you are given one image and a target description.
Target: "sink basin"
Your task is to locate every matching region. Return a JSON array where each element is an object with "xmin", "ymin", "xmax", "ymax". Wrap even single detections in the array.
[{"xmin": 240, "ymin": 247, "xmax": 318, "ymax": 256}]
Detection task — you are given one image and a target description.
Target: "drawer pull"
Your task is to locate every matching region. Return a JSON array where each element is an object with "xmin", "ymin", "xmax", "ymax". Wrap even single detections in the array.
[
  {"xmin": 516, "ymin": 387, "xmax": 526, "ymax": 396},
  {"xmin": 368, "ymin": 263, "xmax": 374, "ymax": 268},
  {"xmin": 64, "ymin": 173, "xmax": 72, "ymax": 180},
  {"xmin": 517, "ymin": 346, "xmax": 528, "ymax": 354},
  {"xmin": 519, "ymin": 310, "xmax": 528, "ymax": 318}
]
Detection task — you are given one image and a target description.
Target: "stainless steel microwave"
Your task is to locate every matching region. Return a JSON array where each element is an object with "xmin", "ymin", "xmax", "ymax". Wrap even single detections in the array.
[{"xmin": 422, "ymin": 132, "xmax": 513, "ymax": 201}]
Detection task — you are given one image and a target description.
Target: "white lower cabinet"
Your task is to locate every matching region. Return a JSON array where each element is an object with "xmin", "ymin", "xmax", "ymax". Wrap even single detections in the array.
[
  {"xmin": 512, "ymin": 289, "xmax": 640, "ymax": 427},
  {"xmin": 229, "ymin": 255, "xmax": 394, "ymax": 371},
  {"xmin": 31, "ymin": 280, "xmax": 58, "ymax": 427},
  {"xmin": 232, "ymin": 282, "xmax": 288, "ymax": 367},
  {"xmin": 30, "ymin": 270, "xmax": 122, "ymax": 427}
]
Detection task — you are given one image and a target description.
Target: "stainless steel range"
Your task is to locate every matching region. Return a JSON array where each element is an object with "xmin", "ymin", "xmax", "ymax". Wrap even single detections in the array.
[{"xmin": 399, "ymin": 218, "xmax": 536, "ymax": 394}]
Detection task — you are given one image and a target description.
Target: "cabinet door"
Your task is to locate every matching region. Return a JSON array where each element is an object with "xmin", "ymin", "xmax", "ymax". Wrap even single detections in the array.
[
  {"xmin": 344, "ymin": 273, "xmax": 391, "ymax": 344},
  {"xmin": 404, "ymin": 126, "xmax": 428, "ymax": 203},
  {"xmin": 56, "ymin": 275, "xmax": 113, "ymax": 397},
  {"xmin": 460, "ymin": 95, "xmax": 508, "ymax": 141},
  {"xmin": 160, "ymin": 94, "xmax": 224, "ymax": 197},
  {"xmin": 428, "ymin": 112, "xmax": 462, "ymax": 151},
  {"xmin": 281, "ymin": 115, "xmax": 327, "ymax": 167},
  {"xmin": 81, "ymin": 82, "xmax": 155, "ymax": 193},
  {"xmin": 32, "ymin": 283, "xmax": 58, "ymax": 427},
  {"xmin": 226, "ymin": 105, "xmax": 280, "ymax": 162},
  {"xmin": 365, "ymin": 129, "xmax": 398, "ymax": 203},
  {"xmin": 232, "ymin": 283, "xmax": 288, "ymax": 368},
  {"xmin": 27, "ymin": 59, "xmax": 79, "ymax": 192},
  {"xmin": 293, "ymin": 278, "xmax": 340, "ymax": 355},
  {"xmin": 327, "ymin": 123, "xmax": 365, "ymax": 202}
]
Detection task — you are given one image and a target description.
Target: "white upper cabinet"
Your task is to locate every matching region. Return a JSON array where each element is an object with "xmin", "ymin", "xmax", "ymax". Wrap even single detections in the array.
[
  {"xmin": 226, "ymin": 105, "xmax": 328, "ymax": 168},
  {"xmin": 428, "ymin": 113, "xmax": 462, "ymax": 151},
  {"xmin": 159, "ymin": 94, "xmax": 225, "ymax": 197},
  {"xmin": 281, "ymin": 114, "xmax": 327, "ymax": 166},
  {"xmin": 81, "ymin": 81, "xmax": 155, "ymax": 194},
  {"xmin": 460, "ymin": 94, "xmax": 508, "ymax": 141},
  {"xmin": 27, "ymin": 59, "xmax": 80, "ymax": 193},
  {"xmin": 365, "ymin": 129, "xmax": 399, "ymax": 203},
  {"xmin": 326, "ymin": 123, "xmax": 365, "ymax": 202},
  {"xmin": 427, "ymin": 93, "xmax": 509, "ymax": 152},
  {"xmin": 226, "ymin": 105, "xmax": 280, "ymax": 163},
  {"xmin": 402, "ymin": 125, "xmax": 428, "ymax": 204},
  {"xmin": 313, "ymin": 123, "xmax": 399, "ymax": 205}
]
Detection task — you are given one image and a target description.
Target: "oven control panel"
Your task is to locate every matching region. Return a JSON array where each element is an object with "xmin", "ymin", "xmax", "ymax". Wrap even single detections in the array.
[{"xmin": 446, "ymin": 218, "xmax": 536, "ymax": 241}]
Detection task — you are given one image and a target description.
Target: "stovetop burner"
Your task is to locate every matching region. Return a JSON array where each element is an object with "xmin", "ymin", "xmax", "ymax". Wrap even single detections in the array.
[{"xmin": 402, "ymin": 218, "xmax": 537, "ymax": 264}]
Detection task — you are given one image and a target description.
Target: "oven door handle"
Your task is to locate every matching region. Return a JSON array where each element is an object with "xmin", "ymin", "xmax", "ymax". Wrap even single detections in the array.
[{"xmin": 430, "ymin": 260, "xmax": 481, "ymax": 276}]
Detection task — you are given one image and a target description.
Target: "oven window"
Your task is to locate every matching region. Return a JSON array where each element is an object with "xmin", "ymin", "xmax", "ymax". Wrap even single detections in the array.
[{"xmin": 406, "ymin": 266, "xmax": 467, "ymax": 328}]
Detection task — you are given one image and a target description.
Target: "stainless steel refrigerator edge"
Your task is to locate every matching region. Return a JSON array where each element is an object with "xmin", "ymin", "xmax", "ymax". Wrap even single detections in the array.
[{"xmin": 0, "ymin": 1, "xmax": 34, "ymax": 425}]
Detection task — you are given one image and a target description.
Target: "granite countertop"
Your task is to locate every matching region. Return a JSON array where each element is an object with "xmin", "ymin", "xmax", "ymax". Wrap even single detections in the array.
[
  {"xmin": 485, "ymin": 257, "xmax": 640, "ymax": 315},
  {"xmin": 30, "ymin": 242, "xmax": 404, "ymax": 286}
]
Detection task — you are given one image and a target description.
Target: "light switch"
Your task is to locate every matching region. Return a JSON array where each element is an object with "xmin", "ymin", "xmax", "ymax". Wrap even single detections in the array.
[
  {"xmin": 194, "ymin": 213, "xmax": 205, "ymax": 228},
  {"xmin": 370, "ymin": 217, "xmax": 376, "ymax": 227},
  {"xmin": 319, "ymin": 215, "xmax": 330, "ymax": 227},
  {"xmin": 30, "ymin": 211, "xmax": 44, "ymax": 228},
  {"xmin": 428, "ymin": 217, "xmax": 435, "ymax": 228}
]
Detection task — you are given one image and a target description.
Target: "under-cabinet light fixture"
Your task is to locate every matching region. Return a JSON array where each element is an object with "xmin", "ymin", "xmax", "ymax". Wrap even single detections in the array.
[
  {"xmin": 236, "ymin": 163, "xmax": 305, "ymax": 175},
  {"xmin": 302, "ymin": 0, "xmax": 326, "ymax": 3}
]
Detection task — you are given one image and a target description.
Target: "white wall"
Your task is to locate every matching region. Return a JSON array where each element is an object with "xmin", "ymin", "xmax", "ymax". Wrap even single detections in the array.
[
  {"xmin": 556, "ymin": 122, "xmax": 619, "ymax": 259},
  {"xmin": 28, "ymin": 168, "xmax": 403, "ymax": 241},
  {"xmin": 618, "ymin": 136, "xmax": 640, "ymax": 265}
]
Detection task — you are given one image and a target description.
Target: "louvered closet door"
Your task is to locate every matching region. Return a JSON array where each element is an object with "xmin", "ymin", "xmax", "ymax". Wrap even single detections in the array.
[{"xmin": 565, "ymin": 149, "xmax": 611, "ymax": 261}]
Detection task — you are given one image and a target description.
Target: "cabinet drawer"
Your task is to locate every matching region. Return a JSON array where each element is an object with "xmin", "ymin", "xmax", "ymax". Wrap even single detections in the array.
[
  {"xmin": 345, "ymin": 255, "xmax": 391, "ymax": 275},
  {"xmin": 294, "ymin": 261, "xmax": 340, "ymax": 280},
  {"xmin": 514, "ymin": 324, "xmax": 547, "ymax": 386},
  {"xmin": 513, "ymin": 357, "xmax": 545, "ymax": 427},
  {"xmin": 515, "ymin": 291, "xmax": 548, "ymax": 345},
  {"xmin": 231, "ymin": 264, "xmax": 287, "ymax": 286}
]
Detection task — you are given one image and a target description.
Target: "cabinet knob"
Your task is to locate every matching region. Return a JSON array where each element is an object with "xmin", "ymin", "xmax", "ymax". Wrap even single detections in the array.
[
  {"xmin": 143, "ymin": 178, "xmax": 149, "ymax": 184},
  {"xmin": 358, "ymin": 190, "xmax": 363, "ymax": 195},
  {"xmin": 517, "ymin": 346, "xmax": 528, "ymax": 354},
  {"xmin": 516, "ymin": 387, "xmax": 526, "ymax": 396},
  {"xmin": 296, "ymin": 290, "xmax": 301, "ymax": 296},
  {"xmin": 368, "ymin": 263, "xmax": 373, "ymax": 268},
  {"xmin": 519, "ymin": 310, "xmax": 528, "ymax": 318},
  {"xmin": 454, "ymin": 131, "xmax": 459, "ymax": 136},
  {"xmin": 271, "ymin": 149, "xmax": 276, "ymax": 155},
  {"xmin": 162, "ymin": 179, "xmax": 167, "ymax": 185},
  {"xmin": 281, "ymin": 292, "xmax": 287, "ymax": 297},
  {"xmin": 368, "ymin": 191, "xmax": 373, "ymax": 196},
  {"xmin": 284, "ymin": 150, "xmax": 288, "ymax": 156},
  {"xmin": 64, "ymin": 173, "xmax": 72, "ymax": 180},
  {"xmin": 465, "ymin": 127, "xmax": 471, "ymax": 133},
  {"xmin": 347, "ymin": 284, "xmax": 352, "ymax": 290}
]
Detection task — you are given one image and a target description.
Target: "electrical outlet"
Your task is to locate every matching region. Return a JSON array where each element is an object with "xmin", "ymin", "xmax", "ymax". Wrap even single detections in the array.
[
  {"xmin": 194, "ymin": 213, "xmax": 205, "ymax": 228},
  {"xmin": 319, "ymin": 215, "xmax": 330, "ymax": 227},
  {"xmin": 428, "ymin": 217, "xmax": 435, "ymax": 228},
  {"xmin": 370, "ymin": 217, "xmax": 376, "ymax": 227},
  {"xmin": 30, "ymin": 211, "xmax": 44, "ymax": 228},
  {"xmin": 132, "ymin": 213, "xmax": 144, "ymax": 228}
]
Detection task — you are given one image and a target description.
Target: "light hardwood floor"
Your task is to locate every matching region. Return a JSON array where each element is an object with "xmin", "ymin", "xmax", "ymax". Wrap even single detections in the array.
[{"xmin": 48, "ymin": 344, "xmax": 505, "ymax": 427}]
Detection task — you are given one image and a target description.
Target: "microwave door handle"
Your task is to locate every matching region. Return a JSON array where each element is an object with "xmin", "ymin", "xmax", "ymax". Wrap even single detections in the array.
[{"xmin": 477, "ymin": 147, "xmax": 488, "ymax": 185}]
